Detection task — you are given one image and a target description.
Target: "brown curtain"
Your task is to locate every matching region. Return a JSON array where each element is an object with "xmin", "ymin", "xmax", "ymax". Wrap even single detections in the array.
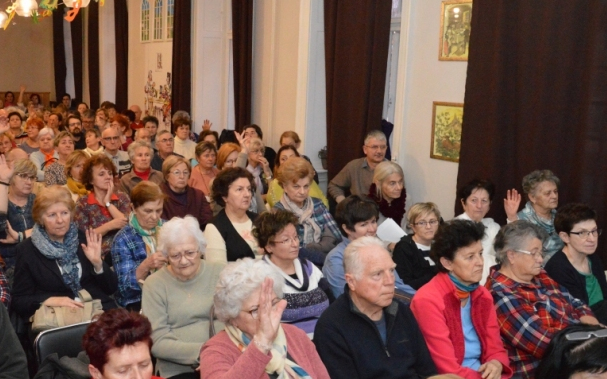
[
  {"xmin": 88, "ymin": 2, "xmax": 100, "ymax": 109},
  {"xmin": 171, "ymin": 0, "xmax": 192, "ymax": 116},
  {"xmin": 324, "ymin": 0, "xmax": 392, "ymax": 180},
  {"xmin": 231, "ymin": 0, "xmax": 253, "ymax": 132},
  {"xmin": 52, "ymin": 5, "xmax": 67, "ymax": 104},
  {"xmin": 456, "ymin": 0, "xmax": 607, "ymax": 262},
  {"xmin": 70, "ymin": 15, "xmax": 83, "ymax": 104},
  {"xmin": 114, "ymin": 0, "xmax": 129, "ymax": 111}
]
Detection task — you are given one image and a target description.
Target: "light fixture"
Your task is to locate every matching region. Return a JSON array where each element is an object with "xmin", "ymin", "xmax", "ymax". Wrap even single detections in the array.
[
  {"xmin": 64, "ymin": 0, "xmax": 91, "ymax": 7},
  {"xmin": 14, "ymin": 0, "xmax": 39, "ymax": 17}
]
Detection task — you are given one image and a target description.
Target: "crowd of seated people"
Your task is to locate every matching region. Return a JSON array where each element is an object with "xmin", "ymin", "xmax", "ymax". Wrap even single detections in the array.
[{"xmin": 2, "ymin": 97, "xmax": 607, "ymax": 379}]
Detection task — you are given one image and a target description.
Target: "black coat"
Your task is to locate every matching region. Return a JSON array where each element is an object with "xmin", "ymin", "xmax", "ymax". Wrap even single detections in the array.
[
  {"xmin": 392, "ymin": 234, "xmax": 438, "ymax": 290},
  {"xmin": 12, "ymin": 231, "xmax": 118, "ymax": 320}
]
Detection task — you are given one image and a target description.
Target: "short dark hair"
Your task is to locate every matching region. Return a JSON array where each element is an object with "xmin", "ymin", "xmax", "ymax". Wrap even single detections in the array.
[
  {"xmin": 430, "ymin": 219, "xmax": 486, "ymax": 273},
  {"xmin": 253, "ymin": 209, "xmax": 299, "ymax": 251},
  {"xmin": 82, "ymin": 109, "xmax": 96, "ymax": 119},
  {"xmin": 243, "ymin": 124, "xmax": 263, "ymax": 139},
  {"xmin": 82, "ymin": 154, "xmax": 117, "ymax": 190},
  {"xmin": 61, "ymin": 93, "xmax": 71, "ymax": 100},
  {"xmin": 8, "ymin": 111, "xmax": 22, "ymax": 122},
  {"xmin": 50, "ymin": 112, "xmax": 63, "ymax": 122},
  {"xmin": 77, "ymin": 101, "xmax": 88, "ymax": 109},
  {"xmin": 198, "ymin": 130, "xmax": 219, "ymax": 144},
  {"xmin": 211, "ymin": 167, "xmax": 256, "ymax": 207},
  {"xmin": 335, "ymin": 195, "xmax": 379, "ymax": 237},
  {"xmin": 122, "ymin": 109, "xmax": 136, "ymax": 122},
  {"xmin": 554, "ymin": 203, "xmax": 597, "ymax": 234},
  {"xmin": 535, "ymin": 324, "xmax": 607, "ymax": 379},
  {"xmin": 66, "ymin": 114, "xmax": 81, "ymax": 124},
  {"xmin": 274, "ymin": 145, "xmax": 300, "ymax": 171},
  {"xmin": 195, "ymin": 141, "xmax": 217, "ymax": 158},
  {"xmin": 82, "ymin": 309, "xmax": 153, "ymax": 375},
  {"xmin": 172, "ymin": 117, "xmax": 191, "ymax": 134},
  {"xmin": 142, "ymin": 115, "xmax": 159, "ymax": 127},
  {"xmin": 85, "ymin": 128, "xmax": 101, "ymax": 138},
  {"xmin": 458, "ymin": 179, "xmax": 496, "ymax": 202},
  {"xmin": 100, "ymin": 101, "xmax": 116, "ymax": 110}
]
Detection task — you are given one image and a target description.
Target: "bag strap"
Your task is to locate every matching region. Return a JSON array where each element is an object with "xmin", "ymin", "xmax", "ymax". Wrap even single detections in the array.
[
  {"xmin": 78, "ymin": 289, "xmax": 93, "ymax": 302},
  {"xmin": 54, "ymin": 307, "xmax": 65, "ymax": 327},
  {"xmin": 208, "ymin": 304, "xmax": 216, "ymax": 337}
]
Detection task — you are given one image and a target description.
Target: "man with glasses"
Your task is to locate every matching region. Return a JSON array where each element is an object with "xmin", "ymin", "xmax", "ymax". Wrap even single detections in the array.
[
  {"xmin": 545, "ymin": 203, "xmax": 607, "ymax": 324},
  {"xmin": 67, "ymin": 114, "xmax": 86, "ymax": 149},
  {"xmin": 102, "ymin": 127, "xmax": 132, "ymax": 177},
  {"xmin": 151, "ymin": 130, "xmax": 182, "ymax": 171},
  {"xmin": 328, "ymin": 130, "xmax": 388, "ymax": 204},
  {"xmin": 81, "ymin": 109, "xmax": 97, "ymax": 132}
]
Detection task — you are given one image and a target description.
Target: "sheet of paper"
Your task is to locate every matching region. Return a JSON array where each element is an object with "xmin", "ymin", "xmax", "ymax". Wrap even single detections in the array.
[{"xmin": 376, "ymin": 217, "xmax": 406, "ymax": 243}]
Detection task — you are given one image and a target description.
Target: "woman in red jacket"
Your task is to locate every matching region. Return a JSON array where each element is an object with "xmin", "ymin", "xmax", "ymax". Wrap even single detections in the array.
[{"xmin": 411, "ymin": 219, "xmax": 512, "ymax": 379}]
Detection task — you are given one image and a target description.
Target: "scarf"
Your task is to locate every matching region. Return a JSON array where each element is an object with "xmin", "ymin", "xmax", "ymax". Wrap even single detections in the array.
[
  {"xmin": 448, "ymin": 272, "xmax": 479, "ymax": 300},
  {"xmin": 368, "ymin": 183, "xmax": 407, "ymax": 225},
  {"xmin": 43, "ymin": 150, "xmax": 56, "ymax": 168},
  {"xmin": 225, "ymin": 324, "xmax": 311, "ymax": 379},
  {"xmin": 247, "ymin": 164, "xmax": 263, "ymax": 193},
  {"xmin": 280, "ymin": 194, "xmax": 320, "ymax": 245},
  {"xmin": 83, "ymin": 146, "xmax": 104, "ymax": 156},
  {"xmin": 133, "ymin": 168, "xmax": 151, "ymax": 181},
  {"xmin": 31, "ymin": 223, "xmax": 82, "ymax": 297},
  {"xmin": 263, "ymin": 255, "xmax": 310, "ymax": 291},
  {"xmin": 66, "ymin": 177, "xmax": 89, "ymax": 197},
  {"xmin": 128, "ymin": 212, "xmax": 160, "ymax": 256}
]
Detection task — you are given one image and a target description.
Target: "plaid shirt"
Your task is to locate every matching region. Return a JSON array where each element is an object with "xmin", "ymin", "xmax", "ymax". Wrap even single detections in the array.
[
  {"xmin": 0, "ymin": 267, "xmax": 10, "ymax": 308},
  {"xmin": 486, "ymin": 266, "xmax": 593, "ymax": 379}
]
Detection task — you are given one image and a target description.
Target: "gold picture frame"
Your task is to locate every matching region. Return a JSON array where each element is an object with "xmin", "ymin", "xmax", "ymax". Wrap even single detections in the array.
[
  {"xmin": 439, "ymin": 0, "xmax": 473, "ymax": 61},
  {"xmin": 431, "ymin": 102, "xmax": 463, "ymax": 162}
]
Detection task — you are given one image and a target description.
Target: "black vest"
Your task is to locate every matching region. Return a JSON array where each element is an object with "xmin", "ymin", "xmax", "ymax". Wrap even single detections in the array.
[{"xmin": 209, "ymin": 209, "xmax": 258, "ymax": 261}]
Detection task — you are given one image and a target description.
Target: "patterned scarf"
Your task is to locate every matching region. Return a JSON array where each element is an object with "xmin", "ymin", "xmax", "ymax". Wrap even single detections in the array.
[
  {"xmin": 225, "ymin": 324, "xmax": 311, "ymax": 379},
  {"xmin": 43, "ymin": 150, "xmax": 56, "ymax": 168},
  {"xmin": 66, "ymin": 177, "xmax": 89, "ymax": 197},
  {"xmin": 128, "ymin": 212, "xmax": 161, "ymax": 256},
  {"xmin": 280, "ymin": 194, "xmax": 320, "ymax": 245},
  {"xmin": 448, "ymin": 272, "xmax": 479, "ymax": 300},
  {"xmin": 31, "ymin": 223, "xmax": 82, "ymax": 297}
]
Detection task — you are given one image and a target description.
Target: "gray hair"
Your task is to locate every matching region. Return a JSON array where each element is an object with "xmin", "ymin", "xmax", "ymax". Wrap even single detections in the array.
[
  {"xmin": 127, "ymin": 140, "xmax": 153, "ymax": 161},
  {"xmin": 343, "ymin": 236, "xmax": 387, "ymax": 279},
  {"xmin": 172, "ymin": 110, "xmax": 190, "ymax": 123},
  {"xmin": 213, "ymin": 258, "xmax": 284, "ymax": 323},
  {"xmin": 521, "ymin": 169, "xmax": 560, "ymax": 196},
  {"xmin": 373, "ymin": 161, "xmax": 404, "ymax": 200},
  {"xmin": 364, "ymin": 130, "xmax": 387, "ymax": 145},
  {"xmin": 157, "ymin": 216, "xmax": 206, "ymax": 257},
  {"xmin": 156, "ymin": 130, "xmax": 172, "ymax": 138},
  {"xmin": 38, "ymin": 127, "xmax": 55, "ymax": 140},
  {"xmin": 493, "ymin": 220, "xmax": 548, "ymax": 265}
]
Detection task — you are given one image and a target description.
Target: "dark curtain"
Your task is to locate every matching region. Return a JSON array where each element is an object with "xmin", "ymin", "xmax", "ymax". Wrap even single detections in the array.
[
  {"xmin": 171, "ymin": 0, "xmax": 192, "ymax": 116},
  {"xmin": 231, "ymin": 0, "xmax": 253, "ymax": 132},
  {"xmin": 70, "ymin": 15, "xmax": 83, "ymax": 104},
  {"xmin": 324, "ymin": 0, "xmax": 392, "ymax": 180},
  {"xmin": 88, "ymin": 2, "xmax": 100, "ymax": 109},
  {"xmin": 114, "ymin": 0, "xmax": 129, "ymax": 111},
  {"xmin": 456, "ymin": 0, "xmax": 607, "ymax": 263},
  {"xmin": 52, "ymin": 5, "xmax": 67, "ymax": 104}
]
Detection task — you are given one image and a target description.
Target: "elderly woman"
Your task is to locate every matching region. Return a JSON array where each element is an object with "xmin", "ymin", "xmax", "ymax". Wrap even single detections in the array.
[
  {"xmin": 393, "ymin": 202, "xmax": 440, "ymax": 289},
  {"xmin": 173, "ymin": 118, "xmax": 197, "ymax": 160},
  {"xmin": 274, "ymin": 157, "xmax": 342, "ymax": 254},
  {"xmin": 188, "ymin": 141, "xmax": 218, "ymax": 197},
  {"xmin": 244, "ymin": 137, "xmax": 272, "ymax": 195},
  {"xmin": 253, "ymin": 209, "xmax": 332, "ymax": 337},
  {"xmin": 29, "ymin": 127, "xmax": 58, "ymax": 181},
  {"xmin": 504, "ymin": 169, "xmax": 563, "ymax": 260},
  {"xmin": 63, "ymin": 150, "xmax": 88, "ymax": 202},
  {"xmin": 11, "ymin": 185, "xmax": 118, "ymax": 321},
  {"xmin": 486, "ymin": 220, "xmax": 600, "ymax": 379},
  {"xmin": 455, "ymin": 179, "xmax": 499, "ymax": 285},
  {"xmin": 120, "ymin": 140, "xmax": 164, "ymax": 196},
  {"xmin": 160, "ymin": 155, "xmax": 212, "ymax": 230},
  {"xmin": 200, "ymin": 258, "xmax": 330, "ymax": 379},
  {"xmin": 545, "ymin": 203, "xmax": 607, "ymax": 324},
  {"xmin": 411, "ymin": 220, "xmax": 512, "ymax": 379},
  {"xmin": 142, "ymin": 216, "xmax": 225, "ymax": 379},
  {"xmin": 111, "ymin": 182, "xmax": 165, "ymax": 311},
  {"xmin": 204, "ymin": 167, "xmax": 260, "ymax": 262},
  {"xmin": 19, "ymin": 117, "xmax": 42, "ymax": 155},
  {"xmin": 368, "ymin": 160, "xmax": 407, "ymax": 227},
  {"xmin": 266, "ymin": 145, "xmax": 327, "ymax": 208},
  {"xmin": 44, "ymin": 131, "xmax": 74, "ymax": 186},
  {"xmin": 74, "ymin": 154, "xmax": 130, "ymax": 262}
]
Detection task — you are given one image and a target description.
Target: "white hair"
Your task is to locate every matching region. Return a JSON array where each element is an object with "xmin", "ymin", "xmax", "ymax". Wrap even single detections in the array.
[
  {"xmin": 157, "ymin": 216, "xmax": 206, "ymax": 257},
  {"xmin": 213, "ymin": 258, "xmax": 284, "ymax": 323},
  {"xmin": 373, "ymin": 161, "xmax": 404, "ymax": 200},
  {"xmin": 127, "ymin": 140, "xmax": 153, "ymax": 161},
  {"xmin": 38, "ymin": 127, "xmax": 55, "ymax": 140},
  {"xmin": 343, "ymin": 236, "xmax": 387, "ymax": 279},
  {"xmin": 364, "ymin": 130, "xmax": 387, "ymax": 145}
]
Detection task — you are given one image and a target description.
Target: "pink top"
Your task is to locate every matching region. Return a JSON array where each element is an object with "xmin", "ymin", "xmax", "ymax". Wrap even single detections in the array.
[
  {"xmin": 200, "ymin": 324, "xmax": 330, "ymax": 379},
  {"xmin": 188, "ymin": 166, "xmax": 218, "ymax": 196}
]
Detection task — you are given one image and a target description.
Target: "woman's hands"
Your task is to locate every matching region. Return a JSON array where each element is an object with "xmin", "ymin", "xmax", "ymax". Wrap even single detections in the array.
[
  {"xmin": 253, "ymin": 278, "xmax": 287, "ymax": 353},
  {"xmin": 82, "ymin": 228, "xmax": 104, "ymax": 272},
  {"xmin": 256, "ymin": 156, "xmax": 272, "ymax": 177},
  {"xmin": 145, "ymin": 252, "xmax": 168, "ymax": 271},
  {"xmin": 0, "ymin": 153, "xmax": 13, "ymax": 183},
  {"xmin": 478, "ymin": 359, "xmax": 502, "ymax": 379},
  {"xmin": 0, "ymin": 221, "xmax": 19, "ymax": 244},
  {"xmin": 107, "ymin": 216, "xmax": 128, "ymax": 231},
  {"xmin": 504, "ymin": 189, "xmax": 521, "ymax": 222},
  {"xmin": 202, "ymin": 119, "xmax": 212, "ymax": 131},
  {"xmin": 103, "ymin": 180, "xmax": 115, "ymax": 205},
  {"xmin": 43, "ymin": 296, "xmax": 84, "ymax": 309}
]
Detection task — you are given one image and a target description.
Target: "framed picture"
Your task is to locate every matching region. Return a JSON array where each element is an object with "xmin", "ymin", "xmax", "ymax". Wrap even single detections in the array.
[
  {"xmin": 439, "ymin": 0, "xmax": 473, "ymax": 61},
  {"xmin": 431, "ymin": 102, "xmax": 463, "ymax": 162}
]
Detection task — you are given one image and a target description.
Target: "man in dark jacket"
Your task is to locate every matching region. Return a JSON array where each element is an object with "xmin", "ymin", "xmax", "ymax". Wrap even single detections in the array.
[{"xmin": 313, "ymin": 236, "xmax": 437, "ymax": 379}]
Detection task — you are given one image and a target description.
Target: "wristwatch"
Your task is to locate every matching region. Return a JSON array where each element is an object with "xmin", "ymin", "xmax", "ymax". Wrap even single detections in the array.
[{"xmin": 105, "ymin": 202, "xmax": 111, "ymax": 208}]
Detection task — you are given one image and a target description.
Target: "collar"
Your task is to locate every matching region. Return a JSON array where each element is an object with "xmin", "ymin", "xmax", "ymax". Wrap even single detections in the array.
[
  {"xmin": 345, "ymin": 285, "xmax": 399, "ymax": 319},
  {"xmin": 87, "ymin": 192, "xmax": 119, "ymax": 205}
]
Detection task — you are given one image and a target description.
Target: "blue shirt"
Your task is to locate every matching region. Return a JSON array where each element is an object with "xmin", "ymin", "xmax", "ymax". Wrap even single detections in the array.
[{"xmin": 461, "ymin": 298, "xmax": 482, "ymax": 370}]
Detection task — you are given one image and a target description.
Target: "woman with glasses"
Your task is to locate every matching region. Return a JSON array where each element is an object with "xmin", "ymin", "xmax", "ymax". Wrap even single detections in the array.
[
  {"xmin": 253, "ymin": 209, "xmax": 332, "ymax": 337},
  {"xmin": 142, "ymin": 216, "xmax": 224, "ymax": 379},
  {"xmin": 111, "ymin": 181, "xmax": 165, "ymax": 312},
  {"xmin": 243, "ymin": 137, "xmax": 272, "ymax": 196},
  {"xmin": 200, "ymin": 258, "xmax": 330, "ymax": 379},
  {"xmin": 44, "ymin": 131, "xmax": 75, "ymax": 186},
  {"xmin": 455, "ymin": 179, "xmax": 500, "ymax": 285},
  {"xmin": 545, "ymin": 203, "xmax": 607, "ymax": 324},
  {"xmin": 392, "ymin": 202, "xmax": 441, "ymax": 289},
  {"xmin": 486, "ymin": 220, "xmax": 600, "ymax": 379}
]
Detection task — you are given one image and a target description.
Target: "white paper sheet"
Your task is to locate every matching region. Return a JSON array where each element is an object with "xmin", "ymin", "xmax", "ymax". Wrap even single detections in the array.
[{"xmin": 376, "ymin": 217, "xmax": 406, "ymax": 243}]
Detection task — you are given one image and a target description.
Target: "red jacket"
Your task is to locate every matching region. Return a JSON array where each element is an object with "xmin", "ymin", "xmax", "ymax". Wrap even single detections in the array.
[{"xmin": 411, "ymin": 272, "xmax": 512, "ymax": 379}]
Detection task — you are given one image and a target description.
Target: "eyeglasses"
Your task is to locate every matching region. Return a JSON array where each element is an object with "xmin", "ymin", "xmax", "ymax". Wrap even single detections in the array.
[
  {"xmin": 103, "ymin": 136, "xmax": 120, "ymax": 141},
  {"xmin": 365, "ymin": 144, "xmax": 387, "ymax": 151},
  {"xmin": 250, "ymin": 149, "xmax": 264, "ymax": 155},
  {"xmin": 569, "ymin": 229, "xmax": 602, "ymax": 239},
  {"xmin": 413, "ymin": 219, "xmax": 439, "ymax": 227},
  {"xmin": 270, "ymin": 236, "xmax": 300, "ymax": 246},
  {"xmin": 171, "ymin": 170, "xmax": 190, "ymax": 177},
  {"xmin": 16, "ymin": 173, "xmax": 36, "ymax": 181},
  {"xmin": 565, "ymin": 329, "xmax": 607, "ymax": 341},
  {"xmin": 159, "ymin": 138, "xmax": 174, "ymax": 143},
  {"xmin": 242, "ymin": 297, "xmax": 283, "ymax": 319},
  {"xmin": 167, "ymin": 250, "xmax": 199, "ymax": 262},
  {"xmin": 68, "ymin": 122, "xmax": 81, "ymax": 127},
  {"xmin": 515, "ymin": 249, "xmax": 546, "ymax": 260}
]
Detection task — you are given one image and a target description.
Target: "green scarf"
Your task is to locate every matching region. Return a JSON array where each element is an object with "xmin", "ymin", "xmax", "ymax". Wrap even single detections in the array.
[{"xmin": 128, "ymin": 212, "xmax": 161, "ymax": 256}]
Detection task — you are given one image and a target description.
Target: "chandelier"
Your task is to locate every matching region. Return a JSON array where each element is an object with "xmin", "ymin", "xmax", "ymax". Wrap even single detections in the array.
[{"xmin": 0, "ymin": 0, "xmax": 104, "ymax": 29}]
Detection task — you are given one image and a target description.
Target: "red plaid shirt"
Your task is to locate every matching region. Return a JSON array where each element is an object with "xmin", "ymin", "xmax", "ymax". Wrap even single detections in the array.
[
  {"xmin": 486, "ymin": 266, "xmax": 593, "ymax": 379},
  {"xmin": 0, "ymin": 267, "xmax": 10, "ymax": 308}
]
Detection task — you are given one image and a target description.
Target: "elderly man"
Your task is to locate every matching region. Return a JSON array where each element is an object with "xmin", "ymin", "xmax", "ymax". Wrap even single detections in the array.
[
  {"xmin": 314, "ymin": 236, "xmax": 437, "ymax": 379},
  {"xmin": 151, "ymin": 130, "xmax": 182, "ymax": 171},
  {"xmin": 328, "ymin": 130, "xmax": 388, "ymax": 203},
  {"xmin": 102, "ymin": 127, "xmax": 132, "ymax": 177},
  {"xmin": 129, "ymin": 104, "xmax": 144, "ymax": 130}
]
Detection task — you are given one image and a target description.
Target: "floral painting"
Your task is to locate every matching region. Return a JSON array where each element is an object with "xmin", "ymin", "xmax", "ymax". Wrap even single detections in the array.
[{"xmin": 431, "ymin": 102, "xmax": 463, "ymax": 162}]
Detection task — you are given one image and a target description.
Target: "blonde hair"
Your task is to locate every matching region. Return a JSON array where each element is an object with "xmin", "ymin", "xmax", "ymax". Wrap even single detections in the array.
[
  {"xmin": 280, "ymin": 131, "xmax": 301, "ymax": 145},
  {"xmin": 11, "ymin": 158, "xmax": 37, "ymax": 184},
  {"xmin": 64, "ymin": 151, "xmax": 89, "ymax": 179},
  {"xmin": 248, "ymin": 137, "xmax": 265, "ymax": 154},
  {"xmin": 32, "ymin": 185, "xmax": 75, "ymax": 224},
  {"xmin": 162, "ymin": 155, "xmax": 191, "ymax": 180},
  {"xmin": 407, "ymin": 202, "xmax": 441, "ymax": 226},
  {"xmin": 53, "ymin": 131, "xmax": 74, "ymax": 147},
  {"xmin": 373, "ymin": 161, "xmax": 404, "ymax": 200},
  {"xmin": 277, "ymin": 157, "xmax": 314, "ymax": 186},
  {"xmin": 130, "ymin": 181, "xmax": 165, "ymax": 209}
]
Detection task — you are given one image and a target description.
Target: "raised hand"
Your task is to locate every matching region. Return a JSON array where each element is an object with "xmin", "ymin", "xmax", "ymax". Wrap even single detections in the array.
[
  {"xmin": 81, "ymin": 228, "xmax": 103, "ymax": 271},
  {"xmin": 0, "ymin": 110, "xmax": 10, "ymax": 135},
  {"xmin": 0, "ymin": 154, "xmax": 14, "ymax": 183},
  {"xmin": 504, "ymin": 189, "xmax": 521, "ymax": 221},
  {"xmin": 202, "ymin": 119, "xmax": 212, "ymax": 131},
  {"xmin": 253, "ymin": 278, "xmax": 287, "ymax": 352},
  {"xmin": 234, "ymin": 131, "xmax": 250, "ymax": 153}
]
